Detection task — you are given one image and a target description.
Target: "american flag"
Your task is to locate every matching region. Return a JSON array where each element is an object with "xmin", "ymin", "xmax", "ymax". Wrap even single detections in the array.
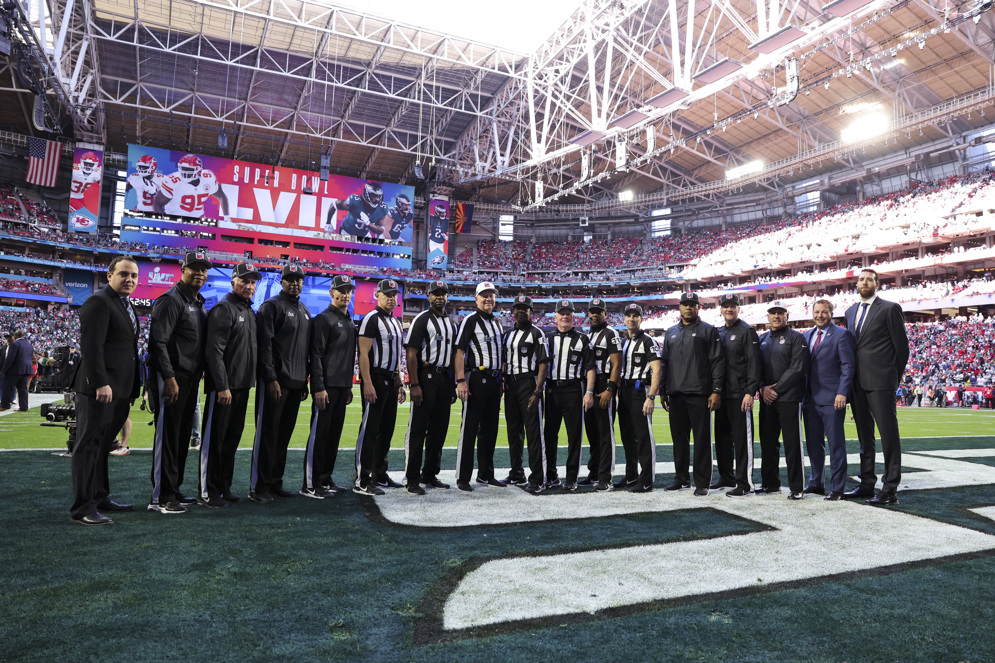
[{"xmin": 26, "ymin": 137, "xmax": 61, "ymax": 187}]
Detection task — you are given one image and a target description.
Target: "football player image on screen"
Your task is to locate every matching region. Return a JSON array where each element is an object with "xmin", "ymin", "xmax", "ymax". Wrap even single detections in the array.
[
  {"xmin": 428, "ymin": 202, "xmax": 449, "ymax": 254},
  {"xmin": 126, "ymin": 154, "xmax": 166, "ymax": 212},
  {"xmin": 384, "ymin": 194, "xmax": 413, "ymax": 240},
  {"xmin": 69, "ymin": 152, "xmax": 102, "ymax": 212},
  {"xmin": 325, "ymin": 182, "xmax": 388, "ymax": 239},
  {"xmin": 154, "ymin": 154, "xmax": 231, "ymax": 220}
]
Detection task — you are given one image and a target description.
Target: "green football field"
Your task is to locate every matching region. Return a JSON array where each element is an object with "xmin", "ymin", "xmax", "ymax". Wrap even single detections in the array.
[{"xmin": 3, "ymin": 396, "xmax": 995, "ymax": 662}]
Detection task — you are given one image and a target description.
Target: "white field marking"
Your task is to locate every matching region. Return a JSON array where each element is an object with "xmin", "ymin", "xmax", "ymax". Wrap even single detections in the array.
[
  {"xmin": 441, "ymin": 496, "xmax": 995, "ymax": 630},
  {"xmin": 909, "ymin": 449, "xmax": 995, "ymax": 458},
  {"xmin": 969, "ymin": 506, "xmax": 995, "ymax": 522},
  {"xmin": 0, "ymin": 393, "xmax": 63, "ymax": 417}
]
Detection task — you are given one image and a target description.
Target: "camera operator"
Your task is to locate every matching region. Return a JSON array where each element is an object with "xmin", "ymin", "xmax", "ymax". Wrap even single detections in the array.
[{"xmin": 69, "ymin": 255, "xmax": 141, "ymax": 526}]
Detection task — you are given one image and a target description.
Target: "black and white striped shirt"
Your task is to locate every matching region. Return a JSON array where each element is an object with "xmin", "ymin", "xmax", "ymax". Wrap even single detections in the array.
[
  {"xmin": 589, "ymin": 323, "xmax": 624, "ymax": 376},
  {"xmin": 405, "ymin": 308, "xmax": 457, "ymax": 368},
  {"xmin": 455, "ymin": 309, "xmax": 503, "ymax": 371},
  {"xmin": 359, "ymin": 306, "xmax": 404, "ymax": 371},
  {"xmin": 546, "ymin": 328, "xmax": 595, "ymax": 381},
  {"xmin": 621, "ymin": 331, "xmax": 660, "ymax": 381},
  {"xmin": 502, "ymin": 324, "xmax": 548, "ymax": 375}
]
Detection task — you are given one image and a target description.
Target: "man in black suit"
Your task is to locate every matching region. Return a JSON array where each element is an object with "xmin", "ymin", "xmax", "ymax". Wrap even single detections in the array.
[
  {"xmin": 844, "ymin": 269, "xmax": 910, "ymax": 506},
  {"xmin": 70, "ymin": 256, "xmax": 141, "ymax": 525},
  {"xmin": 0, "ymin": 330, "xmax": 33, "ymax": 411}
]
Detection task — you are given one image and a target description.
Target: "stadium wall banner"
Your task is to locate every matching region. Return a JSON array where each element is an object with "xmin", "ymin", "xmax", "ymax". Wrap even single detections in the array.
[
  {"xmin": 124, "ymin": 144, "xmax": 416, "ymax": 243},
  {"xmin": 62, "ymin": 268, "xmax": 94, "ymax": 304},
  {"xmin": 427, "ymin": 198, "xmax": 450, "ymax": 270},
  {"xmin": 68, "ymin": 148, "xmax": 103, "ymax": 233}
]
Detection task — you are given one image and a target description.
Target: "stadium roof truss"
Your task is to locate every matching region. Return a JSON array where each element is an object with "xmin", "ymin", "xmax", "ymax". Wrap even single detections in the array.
[{"xmin": 1, "ymin": 0, "xmax": 995, "ymax": 210}]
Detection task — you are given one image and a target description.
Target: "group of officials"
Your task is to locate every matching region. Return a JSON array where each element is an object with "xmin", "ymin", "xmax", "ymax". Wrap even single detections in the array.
[{"xmin": 68, "ymin": 253, "xmax": 909, "ymax": 525}]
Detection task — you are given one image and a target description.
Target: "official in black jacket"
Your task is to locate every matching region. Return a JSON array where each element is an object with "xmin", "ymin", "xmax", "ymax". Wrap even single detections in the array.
[
  {"xmin": 757, "ymin": 301, "xmax": 811, "ymax": 499},
  {"xmin": 660, "ymin": 292, "xmax": 724, "ymax": 496},
  {"xmin": 198, "ymin": 262, "xmax": 260, "ymax": 508},
  {"xmin": 250, "ymin": 264, "xmax": 311, "ymax": 502},
  {"xmin": 302, "ymin": 274, "xmax": 357, "ymax": 499},
  {"xmin": 715, "ymin": 294, "xmax": 762, "ymax": 497},
  {"xmin": 70, "ymin": 256, "xmax": 141, "ymax": 525},
  {"xmin": 148, "ymin": 251, "xmax": 210, "ymax": 514}
]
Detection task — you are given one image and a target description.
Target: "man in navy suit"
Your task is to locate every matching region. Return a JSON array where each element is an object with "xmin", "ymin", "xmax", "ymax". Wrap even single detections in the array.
[
  {"xmin": 844, "ymin": 269, "xmax": 910, "ymax": 506},
  {"xmin": 0, "ymin": 330, "xmax": 33, "ymax": 411},
  {"xmin": 802, "ymin": 299, "xmax": 855, "ymax": 501}
]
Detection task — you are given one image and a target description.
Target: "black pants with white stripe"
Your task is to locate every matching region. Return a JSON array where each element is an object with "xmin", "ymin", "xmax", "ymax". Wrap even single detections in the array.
[
  {"xmin": 150, "ymin": 372, "xmax": 199, "ymax": 505},
  {"xmin": 456, "ymin": 371, "xmax": 501, "ymax": 484},
  {"xmin": 714, "ymin": 396, "xmax": 754, "ymax": 492},
  {"xmin": 758, "ymin": 399, "xmax": 804, "ymax": 493},
  {"xmin": 355, "ymin": 371, "xmax": 399, "ymax": 488},
  {"xmin": 405, "ymin": 368, "xmax": 453, "ymax": 484},
  {"xmin": 584, "ymin": 375, "xmax": 616, "ymax": 484},
  {"xmin": 250, "ymin": 382, "xmax": 305, "ymax": 495},
  {"xmin": 544, "ymin": 382, "xmax": 585, "ymax": 484},
  {"xmin": 199, "ymin": 387, "xmax": 250, "ymax": 501},
  {"xmin": 617, "ymin": 384, "xmax": 656, "ymax": 488},
  {"xmin": 503, "ymin": 375, "xmax": 543, "ymax": 484},
  {"xmin": 668, "ymin": 393, "xmax": 713, "ymax": 490},
  {"xmin": 302, "ymin": 386, "xmax": 351, "ymax": 491}
]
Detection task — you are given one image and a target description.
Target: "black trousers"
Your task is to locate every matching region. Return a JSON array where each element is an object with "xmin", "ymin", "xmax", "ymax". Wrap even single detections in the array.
[
  {"xmin": 302, "ymin": 387, "xmax": 351, "ymax": 491},
  {"xmin": 503, "ymin": 375, "xmax": 544, "ymax": 484},
  {"xmin": 852, "ymin": 385, "xmax": 902, "ymax": 493},
  {"xmin": 150, "ymin": 373, "xmax": 199, "ymax": 505},
  {"xmin": 0, "ymin": 373, "xmax": 28, "ymax": 410},
  {"xmin": 355, "ymin": 370, "xmax": 399, "ymax": 487},
  {"xmin": 617, "ymin": 384, "xmax": 656, "ymax": 487},
  {"xmin": 714, "ymin": 395, "xmax": 755, "ymax": 491},
  {"xmin": 669, "ymin": 393, "xmax": 713, "ymax": 490},
  {"xmin": 198, "ymin": 388, "xmax": 250, "ymax": 500},
  {"xmin": 758, "ymin": 399, "xmax": 805, "ymax": 493},
  {"xmin": 70, "ymin": 394, "xmax": 131, "ymax": 519},
  {"xmin": 405, "ymin": 368, "xmax": 453, "ymax": 483},
  {"xmin": 250, "ymin": 381, "xmax": 305, "ymax": 495},
  {"xmin": 544, "ymin": 381, "xmax": 585, "ymax": 483},
  {"xmin": 456, "ymin": 371, "xmax": 501, "ymax": 483},
  {"xmin": 584, "ymin": 376, "xmax": 617, "ymax": 483}
]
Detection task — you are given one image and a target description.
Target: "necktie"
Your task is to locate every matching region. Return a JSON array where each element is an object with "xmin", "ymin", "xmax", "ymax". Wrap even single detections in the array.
[
  {"xmin": 124, "ymin": 299, "xmax": 137, "ymax": 335},
  {"xmin": 812, "ymin": 329, "xmax": 823, "ymax": 353},
  {"xmin": 855, "ymin": 302, "xmax": 869, "ymax": 337}
]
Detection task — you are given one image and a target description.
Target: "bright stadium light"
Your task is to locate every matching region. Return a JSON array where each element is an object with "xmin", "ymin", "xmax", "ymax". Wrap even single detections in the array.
[
  {"xmin": 841, "ymin": 111, "xmax": 889, "ymax": 143},
  {"xmin": 726, "ymin": 160, "xmax": 764, "ymax": 180},
  {"xmin": 618, "ymin": 190, "xmax": 634, "ymax": 202}
]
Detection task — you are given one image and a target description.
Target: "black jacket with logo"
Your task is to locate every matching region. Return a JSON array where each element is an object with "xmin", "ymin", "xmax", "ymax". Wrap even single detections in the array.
[
  {"xmin": 660, "ymin": 318, "xmax": 724, "ymax": 395},
  {"xmin": 310, "ymin": 305, "xmax": 357, "ymax": 391},
  {"xmin": 205, "ymin": 292, "xmax": 257, "ymax": 392},
  {"xmin": 257, "ymin": 290, "xmax": 311, "ymax": 389},
  {"xmin": 718, "ymin": 319, "xmax": 762, "ymax": 399},
  {"xmin": 759, "ymin": 326, "xmax": 810, "ymax": 402},
  {"xmin": 148, "ymin": 279, "xmax": 207, "ymax": 380}
]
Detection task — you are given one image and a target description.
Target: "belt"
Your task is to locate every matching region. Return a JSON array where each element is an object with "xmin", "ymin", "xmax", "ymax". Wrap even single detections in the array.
[
  {"xmin": 549, "ymin": 378, "xmax": 582, "ymax": 387},
  {"xmin": 419, "ymin": 364, "xmax": 449, "ymax": 374},
  {"xmin": 470, "ymin": 367, "xmax": 500, "ymax": 378},
  {"xmin": 618, "ymin": 378, "xmax": 645, "ymax": 387},
  {"xmin": 370, "ymin": 368, "xmax": 399, "ymax": 380},
  {"xmin": 505, "ymin": 372, "xmax": 536, "ymax": 382}
]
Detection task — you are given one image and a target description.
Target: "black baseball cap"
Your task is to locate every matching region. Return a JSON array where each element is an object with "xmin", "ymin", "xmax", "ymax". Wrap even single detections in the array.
[
  {"xmin": 512, "ymin": 295, "xmax": 533, "ymax": 309},
  {"xmin": 183, "ymin": 251, "xmax": 212, "ymax": 269},
  {"xmin": 331, "ymin": 275, "xmax": 355, "ymax": 291},
  {"xmin": 377, "ymin": 279, "xmax": 400, "ymax": 295},
  {"xmin": 281, "ymin": 264, "xmax": 304, "ymax": 280},
  {"xmin": 623, "ymin": 303, "xmax": 643, "ymax": 316},
  {"xmin": 556, "ymin": 299, "xmax": 575, "ymax": 312},
  {"xmin": 719, "ymin": 293, "xmax": 740, "ymax": 307},
  {"xmin": 232, "ymin": 262, "xmax": 261, "ymax": 280},
  {"xmin": 588, "ymin": 298, "xmax": 607, "ymax": 312},
  {"xmin": 680, "ymin": 291, "xmax": 700, "ymax": 305},
  {"xmin": 428, "ymin": 280, "xmax": 449, "ymax": 294}
]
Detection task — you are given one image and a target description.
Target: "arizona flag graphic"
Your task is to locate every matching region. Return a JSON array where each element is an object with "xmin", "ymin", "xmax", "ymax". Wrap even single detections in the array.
[{"xmin": 453, "ymin": 202, "xmax": 474, "ymax": 233}]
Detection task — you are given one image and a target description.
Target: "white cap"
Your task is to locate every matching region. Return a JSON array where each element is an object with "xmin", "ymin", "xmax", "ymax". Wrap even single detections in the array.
[
  {"xmin": 475, "ymin": 281, "xmax": 497, "ymax": 295},
  {"xmin": 767, "ymin": 300, "xmax": 788, "ymax": 313}
]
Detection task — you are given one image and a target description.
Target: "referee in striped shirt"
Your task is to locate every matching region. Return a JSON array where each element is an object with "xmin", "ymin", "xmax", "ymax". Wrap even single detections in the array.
[
  {"xmin": 582, "ymin": 297, "xmax": 623, "ymax": 490},
  {"xmin": 403, "ymin": 280, "xmax": 457, "ymax": 493},
  {"xmin": 543, "ymin": 300, "xmax": 595, "ymax": 491},
  {"xmin": 617, "ymin": 303, "xmax": 662, "ymax": 492},
  {"xmin": 454, "ymin": 281, "xmax": 504, "ymax": 492},
  {"xmin": 353, "ymin": 279, "xmax": 406, "ymax": 496},
  {"xmin": 502, "ymin": 295, "xmax": 548, "ymax": 491}
]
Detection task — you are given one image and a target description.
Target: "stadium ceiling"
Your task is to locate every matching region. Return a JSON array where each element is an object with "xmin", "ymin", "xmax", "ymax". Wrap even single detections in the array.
[{"xmin": 1, "ymin": 0, "xmax": 995, "ymax": 210}]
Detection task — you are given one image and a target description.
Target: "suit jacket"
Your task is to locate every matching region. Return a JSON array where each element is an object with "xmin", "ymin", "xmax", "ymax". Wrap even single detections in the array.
[
  {"xmin": 803, "ymin": 323, "xmax": 856, "ymax": 407},
  {"xmin": 74, "ymin": 285, "xmax": 141, "ymax": 400},
  {"xmin": 844, "ymin": 296, "xmax": 910, "ymax": 392},
  {"xmin": 1, "ymin": 337, "xmax": 33, "ymax": 375}
]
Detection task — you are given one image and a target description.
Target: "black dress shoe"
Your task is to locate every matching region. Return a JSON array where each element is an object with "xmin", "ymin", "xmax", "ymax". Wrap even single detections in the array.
[
  {"xmin": 867, "ymin": 491, "xmax": 899, "ymax": 506},
  {"xmin": 842, "ymin": 487, "xmax": 875, "ymax": 499},
  {"xmin": 709, "ymin": 480, "xmax": 735, "ymax": 489},
  {"xmin": 71, "ymin": 512, "xmax": 113, "ymax": 525},
  {"xmin": 424, "ymin": 477, "xmax": 450, "ymax": 489},
  {"xmin": 803, "ymin": 486, "xmax": 826, "ymax": 495},
  {"xmin": 248, "ymin": 491, "xmax": 274, "ymax": 504},
  {"xmin": 456, "ymin": 481, "xmax": 473, "ymax": 492},
  {"xmin": 97, "ymin": 500, "xmax": 133, "ymax": 512},
  {"xmin": 693, "ymin": 487, "xmax": 709, "ymax": 496},
  {"xmin": 664, "ymin": 481, "xmax": 691, "ymax": 491},
  {"xmin": 824, "ymin": 491, "xmax": 844, "ymax": 501},
  {"xmin": 272, "ymin": 488, "xmax": 296, "ymax": 498},
  {"xmin": 405, "ymin": 484, "xmax": 426, "ymax": 495}
]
